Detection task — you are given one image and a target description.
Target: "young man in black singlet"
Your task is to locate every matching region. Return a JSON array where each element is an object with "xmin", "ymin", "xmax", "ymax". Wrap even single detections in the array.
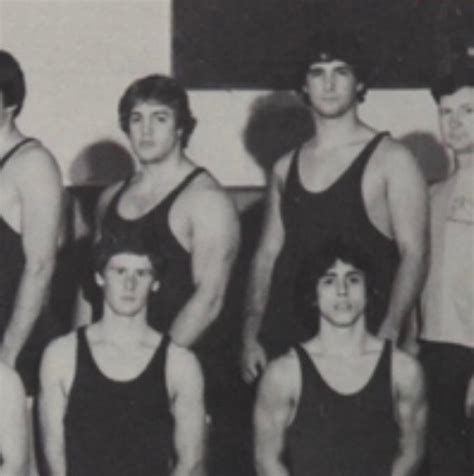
[
  {"xmin": 0, "ymin": 362, "xmax": 28, "ymax": 475},
  {"xmin": 241, "ymin": 31, "xmax": 429, "ymax": 381},
  {"xmin": 39, "ymin": 234, "xmax": 206, "ymax": 476},
  {"xmin": 254, "ymin": 240, "xmax": 427, "ymax": 476},
  {"xmin": 75, "ymin": 74, "xmax": 240, "ymax": 348},
  {"xmin": 0, "ymin": 51, "xmax": 62, "ymax": 394}
]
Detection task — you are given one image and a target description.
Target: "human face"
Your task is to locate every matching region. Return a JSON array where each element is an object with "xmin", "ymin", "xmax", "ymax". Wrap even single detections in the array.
[
  {"xmin": 96, "ymin": 253, "xmax": 159, "ymax": 318},
  {"xmin": 316, "ymin": 259, "xmax": 366, "ymax": 327},
  {"xmin": 303, "ymin": 60, "xmax": 362, "ymax": 118},
  {"xmin": 128, "ymin": 101, "xmax": 182, "ymax": 163},
  {"xmin": 438, "ymin": 87, "xmax": 474, "ymax": 154}
]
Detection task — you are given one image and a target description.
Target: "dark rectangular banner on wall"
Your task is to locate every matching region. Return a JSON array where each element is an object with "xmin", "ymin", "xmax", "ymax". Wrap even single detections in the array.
[{"xmin": 173, "ymin": 0, "xmax": 473, "ymax": 90}]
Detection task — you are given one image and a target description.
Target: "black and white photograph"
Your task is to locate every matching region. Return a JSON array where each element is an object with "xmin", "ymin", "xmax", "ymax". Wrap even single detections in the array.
[{"xmin": 0, "ymin": 1, "xmax": 473, "ymax": 475}]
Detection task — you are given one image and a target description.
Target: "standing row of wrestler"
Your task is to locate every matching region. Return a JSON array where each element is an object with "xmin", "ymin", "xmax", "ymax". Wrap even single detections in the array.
[{"xmin": 1, "ymin": 27, "xmax": 473, "ymax": 475}]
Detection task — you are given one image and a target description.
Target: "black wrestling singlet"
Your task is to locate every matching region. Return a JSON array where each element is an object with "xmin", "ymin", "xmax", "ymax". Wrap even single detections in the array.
[
  {"xmin": 260, "ymin": 133, "xmax": 400, "ymax": 353},
  {"xmin": 287, "ymin": 342, "xmax": 399, "ymax": 476},
  {"xmin": 65, "ymin": 328, "xmax": 173, "ymax": 476},
  {"xmin": 101, "ymin": 168, "xmax": 205, "ymax": 332}
]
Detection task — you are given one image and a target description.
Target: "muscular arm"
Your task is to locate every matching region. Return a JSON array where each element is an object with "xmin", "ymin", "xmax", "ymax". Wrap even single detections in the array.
[
  {"xmin": 167, "ymin": 346, "xmax": 206, "ymax": 476},
  {"xmin": 168, "ymin": 189, "xmax": 240, "ymax": 346},
  {"xmin": 254, "ymin": 357, "xmax": 296, "ymax": 476},
  {"xmin": 38, "ymin": 338, "xmax": 73, "ymax": 476},
  {"xmin": 391, "ymin": 351, "xmax": 427, "ymax": 476},
  {"xmin": 241, "ymin": 161, "xmax": 287, "ymax": 381},
  {"xmin": 379, "ymin": 145, "xmax": 429, "ymax": 344},
  {"xmin": 0, "ymin": 149, "xmax": 62, "ymax": 365},
  {"xmin": 0, "ymin": 364, "xmax": 28, "ymax": 476}
]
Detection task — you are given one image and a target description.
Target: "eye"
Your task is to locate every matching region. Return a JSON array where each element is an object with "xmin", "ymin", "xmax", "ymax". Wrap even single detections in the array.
[
  {"xmin": 439, "ymin": 107, "xmax": 451, "ymax": 116},
  {"xmin": 153, "ymin": 113, "xmax": 170, "ymax": 123},
  {"xmin": 129, "ymin": 113, "xmax": 141, "ymax": 123},
  {"xmin": 136, "ymin": 269, "xmax": 153, "ymax": 278},
  {"xmin": 462, "ymin": 105, "xmax": 474, "ymax": 114},
  {"xmin": 320, "ymin": 276, "xmax": 335, "ymax": 286}
]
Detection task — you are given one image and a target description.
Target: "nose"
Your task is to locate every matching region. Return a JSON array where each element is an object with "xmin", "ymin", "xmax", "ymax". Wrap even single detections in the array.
[
  {"xmin": 336, "ymin": 278, "xmax": 348, "ymax": 296},
  {"xmin": 142, "ymin": 117, "xmax": 153, "ymax": 137},
  {"xmin": 323, "ymin": 72, "xmax": 335, "ymax": 92},
  {"xmin": 124, "ymin": 273, "xmax": 137, "ymax": 291}
]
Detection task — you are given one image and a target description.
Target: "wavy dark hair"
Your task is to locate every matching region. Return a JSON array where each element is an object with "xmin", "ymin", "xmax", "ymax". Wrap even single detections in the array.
[{"xmin": 0, "ymin": 50, "xmax": 26, "ymax": 117}]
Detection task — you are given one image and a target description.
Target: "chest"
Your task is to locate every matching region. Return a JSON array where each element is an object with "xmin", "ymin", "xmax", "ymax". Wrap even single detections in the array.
[{"xmin": 311, "ymin": 353, "xmax": 380, "ymax": 395}]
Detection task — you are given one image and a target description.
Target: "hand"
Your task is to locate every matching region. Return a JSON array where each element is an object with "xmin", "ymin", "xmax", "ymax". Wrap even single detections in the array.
[
  {"xmin": 377, "ymin": 319, "xmax": 399, "ymax": 344},
  {"xmin": 241, "ymin": 340, "xmax": 267, "ymax": 383},
  {"xmin": 465, "ymin": 374, "xmax": 474, "ymax": 418}
]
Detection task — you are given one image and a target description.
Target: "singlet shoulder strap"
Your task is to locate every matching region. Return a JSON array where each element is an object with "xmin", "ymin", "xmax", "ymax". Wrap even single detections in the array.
[
  {"xmin": 284, "ymin": 146, "xmax": 302, "ymax": 191},
  {"xmin": 366, "ymin": 340, "xmax": 391, "ymax": 388},
  {"xmin": 171, "ymin": 167, "xmax": 206, "ymax": 198},
  {"xmin": 293, "ymin": 344, "xmax": 321, "ymax": 382},
  {"xmin": 354, "ymin": 131, "xmax": 390, "ymax": 172},
  {"xmin": 0, "ymin": 138, "xmax": 36, "ymax": 168}
]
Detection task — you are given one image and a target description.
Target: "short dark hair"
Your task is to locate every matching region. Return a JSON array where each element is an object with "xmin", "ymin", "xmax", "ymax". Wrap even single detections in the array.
[
  {"xmin": 297, "ymin": 237, "xmax": 375, "ymax": 310},
  {"xmin": 118, "ymin": 74, "xmax": 197, "ymax": 148},
  {"xmin": 0, "ymin": 50, "xmax": 26, "ymax": 117},
  {"xmin": 430, "ymin": 60, "xmax": 474, "ymax": 103},
  {"xmin": 296, "ymin": 30, "xmax": 370, "ymax": 103},
  {"xmin": 93, "ymin": 232, "xmax": 165, "ymax": 279}
]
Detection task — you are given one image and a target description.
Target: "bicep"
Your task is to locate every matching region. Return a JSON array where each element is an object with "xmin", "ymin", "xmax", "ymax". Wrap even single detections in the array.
[
  {"xmin": 168, "ymin": 352, "xmax": 206, "ymax": 460},
  {"xmin": 386, "ymin": 152, "xmax": 429, "ymax": 251},
  {"xmin": 190, "ymin": 193, "xmax": 240, "ymax": 289},
  {"xmin": 19, "ymin": 157, "xmax": 63, "ymax": 263},
  {"xmin": 255, "ymin": 170, "xmax": 285, "ymax": 259}
]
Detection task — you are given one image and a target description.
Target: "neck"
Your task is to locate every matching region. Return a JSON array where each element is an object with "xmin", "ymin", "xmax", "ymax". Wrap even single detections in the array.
[
  {"xmin": 98, "ymin": 307, "xmax": 150, "ymax": 345},
  {"xmin": 310, "ymin": 107, "xmax": 362, "ymax": 149},
  {"xmin": 0, "ymin": 121, "xmax": 23, "ymax": 154},
  {"xmin": 136, "ymin": 147, "xmax": 187, "ymax": 184},
  {"xmin": 317, "ymin": 315, "xmax": 369, "ymax": 356}
]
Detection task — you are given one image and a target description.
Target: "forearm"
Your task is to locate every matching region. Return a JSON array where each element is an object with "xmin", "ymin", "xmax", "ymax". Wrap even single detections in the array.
[
  {"xmin": 1, "ymin": 261, "xmax": 55, "ymax": 360},
  {"xmin": 381, "ymin": 249, "xmax": 427, "ymax": 339},
  {"xmin": 43, "ymin": 446, "xmax": 67, "ymax": 476},
  {"xmin": 391, "ymin": 447, "xmax": 423, "ymax": 476},
  {"xmin": 242, "ymin": 258, "xmax": 275, "ymax": 345},
  {"xmin": 169, "ymin": 287, "xmax": 224, "ymax": 347}
]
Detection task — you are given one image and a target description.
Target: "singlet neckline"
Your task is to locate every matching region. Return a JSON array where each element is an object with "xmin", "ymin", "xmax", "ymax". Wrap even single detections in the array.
[
  {"xmin": 0, "ymin": 138, "xmax": 36, "ymax": 168},
  {"xmin": 294, "ymin": 132, "xmax": 388, "ymax": 196},
  {"xmin": 79, "ymin": 327, "xmax": 168, "ymax": 385},
  {"xmin": 297, "ymin": 341, "xmax": 389, "ymax": 398},
  {"xmin": 114, "ymin": 167, "xmax": 205, "ymax": 223}
]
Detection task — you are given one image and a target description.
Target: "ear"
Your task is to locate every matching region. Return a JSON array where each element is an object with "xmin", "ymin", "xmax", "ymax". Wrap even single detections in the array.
[
  {"xmin": 95, "ymin": 272, "xmax": 105, "ymax": 288},
  {"xmin": 151, "ymin": 280, "xmax": 160, "ymax": 293}
]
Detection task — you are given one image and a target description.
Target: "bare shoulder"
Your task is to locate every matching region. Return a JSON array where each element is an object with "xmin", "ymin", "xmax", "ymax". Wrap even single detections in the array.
[
  {"xmin": 13, "ymin": 141, "xmax": 61, "ymax": 183},
  {"xmin": 392, "ymin": 348, "xmax": 425, "ymax": 395},
  {"xmin": 0, "ymin": 362, "xmax": 25, "ymax": 402},
  {"xmin": 41, "ymin": 332, "xmax": 77, "ymax": 382},
  {"xmin": 259, "ymin": 350, "xmax": 300, "ymax": 397},
  {"xmin": 376, "ymin": 135, "xmax": 421, "ymax": 174},
  {"xmin": 165, "ymin": 342, "xmax": 203, "ymax": 395},
  {"xmin": 184, "ymin": 170, "xmax": 239, "ymax": 230}
]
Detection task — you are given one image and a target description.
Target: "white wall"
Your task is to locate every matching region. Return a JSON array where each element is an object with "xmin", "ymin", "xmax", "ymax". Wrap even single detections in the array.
[{"xmin": 0, "ymin": 0, "xmax": 446, "ymax": 186}]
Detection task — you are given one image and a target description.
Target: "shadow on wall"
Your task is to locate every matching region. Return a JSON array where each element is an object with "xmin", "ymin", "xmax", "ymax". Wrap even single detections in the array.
[
  {"xmin": 244, "ymin": 91, "xmax": 313, "ymax": 175},
  {"xmin": 69, "ymin": 140, "xmax": 135, "ymax": 186},
  {"xmin": 400, "ymin": 132, "xmax": 451, "ymax": 185}
]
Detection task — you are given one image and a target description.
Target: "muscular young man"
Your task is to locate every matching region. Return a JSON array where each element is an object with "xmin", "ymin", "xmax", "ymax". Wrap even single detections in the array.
[
  {"xmin": 39, "ymin": 234, "xmax": 206, "ymax": 476},
  {"xmin": 0, "ymin": 51, "xmax": 63, "ymax": 394},
  {"xmin": 241, "ymin": 31, "xmax": 428, "ymax": 381},
  {"xmin": 0, "ymin": 363, "xmax": 28, "ymax": 476},
  {"xmin": 420, "ymin": 59, "xmax": 474, "ymax": 476},
  {"xmin": 76, "ymin": 74, "xmax": 240, "ymax": 349},
  {"xmin": 254, "ymin": 240, "xmax": 427, "ymax": 476}
]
